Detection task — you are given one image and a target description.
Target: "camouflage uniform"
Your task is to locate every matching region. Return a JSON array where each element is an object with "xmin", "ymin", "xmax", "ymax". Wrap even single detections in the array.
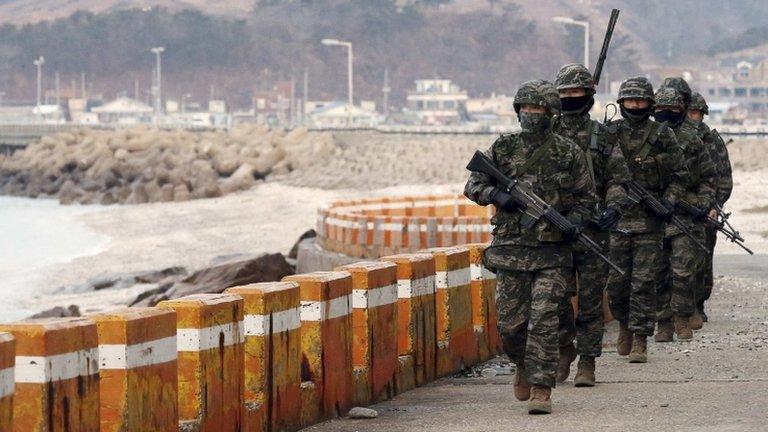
[
  {"xmin": 690, "ymin": 92, "xmax": 734, "ymax": 313},
  {"xmin": 464, "ymin": 80, "xmax": 598, "ymax": 388},
  {"xmin": 606, "ymin": 77, "xmax": 688, "ymax": 337},
  {"xmin": 552, "ymin": 64, "xmax": 631, "ymax": 359},
  {"xmin": 653, "ymin": 88, "xmax": 717, "ymax": 325}
]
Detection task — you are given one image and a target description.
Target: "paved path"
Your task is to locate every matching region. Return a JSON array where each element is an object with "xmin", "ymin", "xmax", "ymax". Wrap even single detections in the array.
[{"xmin": 307, "ymin": 255, "xmax": 768, "ymax": 431}]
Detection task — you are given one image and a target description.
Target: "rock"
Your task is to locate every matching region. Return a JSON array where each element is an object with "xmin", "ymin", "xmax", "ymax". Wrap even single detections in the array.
[
  {"xmin": 289, "ymin": 229, "xmax": 317, "ymax": 259},
  {"xmin": 480, "ymin": 368, "xmax": 498, "ymax": 378},
  {"xmin": 58, "ymin": 180, "xmax": 83, "ymax": 205},
  {"xmin": 160, "ymin": 183, "xmax": 175, "ymax": 201},
  {"xmin": 221, "ymin": 163, "xmax": 256, "ymax": 194},
  {"xmin": 29, "ymin": 305, "xmax": 81, "ymax": 319},
  {"xmin": 173, "ymin": 184, "xmax": 190, "ymax": 202},
  {"xmin": 126, "ymin": 183, "xmax": 149, "ymax": 204},
  {"xmin": 347, "ymin": 407, "xmax": 378, "ymax": 419},
  {"xmin": 253, "ymin": 147, "xmax": 287, "ymax": 177},
  {"xmin": 134, "ymin": 266, "xmax": 187, "ymax": 284}
]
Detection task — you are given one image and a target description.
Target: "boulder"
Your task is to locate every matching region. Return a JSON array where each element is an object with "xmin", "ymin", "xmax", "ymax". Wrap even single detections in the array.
[
  {"xmin": 220, "ymin": 163, "xmax": 256, "ymax": 194},
  {"xmin": 29, "ymin": 305, "xmax": 81, "ymax": 319},
  {"xmin": 173, "ymin": 184, "xmax": 191, "ymax": 202}
]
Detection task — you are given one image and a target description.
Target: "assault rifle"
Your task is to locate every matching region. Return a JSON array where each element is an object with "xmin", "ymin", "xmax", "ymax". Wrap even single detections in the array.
[
  {"xmin": 677, "ymin": 201, "xmax": 754, "ymax": 255},
  {"xmin": 624, "ymin": 180, "xmax": 708, "ymax": 253},
  {"xmin": 466, "ymin": 150, "xmax": 625, "ymax": 275},
  {"xmin": 592, "ymin": 9, "xmax": 620, "ymax": 86}
]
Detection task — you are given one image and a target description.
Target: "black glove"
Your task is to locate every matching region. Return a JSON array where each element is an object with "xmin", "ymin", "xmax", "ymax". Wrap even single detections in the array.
[
  {"xmin": 659, "ymin": 198, "xmax": 675, "ymax": 222},
  {"xmin": 597, "ymin": 208, "xmax": 621, "ymax": 230},
  {"xmin": 688, "ymin": 205, "xmax": 708, "ymax": 221},
  {"xmin": 562, "ymin": 223, "xmax": 581, "ymax": 241},
  {"xmin": 490, "ymin": 187, "xmax": 526, "ymax": 212}
]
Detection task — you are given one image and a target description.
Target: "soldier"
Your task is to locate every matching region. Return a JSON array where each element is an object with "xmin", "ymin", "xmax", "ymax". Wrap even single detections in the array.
[
  {"xmin": 552, "ymin": 64, "xmax": 630, "ymax": 387},
  {"xmin": 605, "ymin": 77, "xmax": 687, "ymax": 363},
  {"xmin": 688, "ymin": 92, "xmax": 733, "ymax": 324},
  {"xmin": 464, "ymin": 80, "xmax": 597, "ymax": 414},
  {"xmin": 652, "ymin": 87, "xmax": 717, "ymax": 342}
]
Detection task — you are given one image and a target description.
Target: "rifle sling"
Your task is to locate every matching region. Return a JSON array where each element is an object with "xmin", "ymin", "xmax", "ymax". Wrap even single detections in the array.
[{"xmin": 518, "ymin": 134, "xmax": 556, "ymax": 175}]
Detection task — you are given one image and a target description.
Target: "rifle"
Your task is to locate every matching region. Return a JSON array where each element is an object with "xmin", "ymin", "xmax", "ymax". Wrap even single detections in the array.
[
  {"xmin": 466, "ymin": 150, "xmax": 625, "ymax": 275},
  {"xmin": 624, "ymin": 180, "xmax": 708, "ymax": 253},
  {"xmin": 592, "ymin": 9, "xmax": 620, "ymax": 87},
  {"xmin": 678, "ymin": 201, "xmax": 754, "ymax": 255}
]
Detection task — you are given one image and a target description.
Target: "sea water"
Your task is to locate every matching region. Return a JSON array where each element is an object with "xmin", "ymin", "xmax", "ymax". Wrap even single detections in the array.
[{"xmin": 0, "ymin": 196, "xmax": 108, "ymax": 321}]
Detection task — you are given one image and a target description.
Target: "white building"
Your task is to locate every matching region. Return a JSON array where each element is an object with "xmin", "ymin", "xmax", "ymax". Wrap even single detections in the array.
[
  {"xmin": 406, "ymin": 79, "xmax": 468, "ymax": 125},
  {"xmin": 307, "ymin": 102, "xmax": 378, "ymax": 128},
  {"xmin": 91, "ymin": 97, "xmax": 153, "ymax": 124},
  {"xmin": 465, "ymin": 93, "xmax": 515, "ymax": 124}
]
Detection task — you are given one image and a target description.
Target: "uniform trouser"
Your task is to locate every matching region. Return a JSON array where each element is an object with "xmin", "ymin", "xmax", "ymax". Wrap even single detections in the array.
[
  {"xmin": 656, "ymin": 226, "xmax": 706, "ymax": 322},
  {"xmin": 557, "ymin": 248, "xmax": 607, "ymax": 357},
  {"xmin": 497, "ymin": 267, "xmax": 569, "ymax": 388},
  {"xmin": 697, "ymin": 226, "xmax": 718, "ymax": 309},
  {"xmin": 606, "ymin": 230, "xmax": 664, "ymax": 337}
]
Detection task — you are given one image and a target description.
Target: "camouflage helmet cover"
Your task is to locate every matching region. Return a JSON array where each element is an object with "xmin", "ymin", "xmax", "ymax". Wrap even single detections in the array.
[
  {"xmin": 689, "ymin": 92, "xmax": 709, "ymax": 115},
  {"xmin": 661, "ymin": 77, "xmax": 692, "ymax": 106},
  {"xmin": 617, "ymin": 76, "xmax": 654, "ymax": 102},
  {"xmin": 555, "ymin": 63, "xmax": 595, "ymax": 93},
  {"xmin": 513, "ymin": 79, "xmax": 562, "ymax": 114},
  {"xmin": 654, "ymin": 87, "xmax": 685, "ymax": 110}
]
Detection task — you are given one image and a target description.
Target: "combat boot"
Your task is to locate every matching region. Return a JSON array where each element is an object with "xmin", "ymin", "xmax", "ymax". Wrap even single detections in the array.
[
  {"xmin": 617, "ymin": 322, "xmax": 632, "ymax": 356},
  {"xmin": 655, "ymin": 320, "xmax": 674, "ymax": 342},
  {"xmin": 674, "ymin": 315, "xmax": 693, "ymax": 340},
  {"xmin": 628, "ymin": 335, "xmax": 647, "ymax": 363},
  {"xmin": 513, "ymin": 365, "xmax": 531, "ymax": 401},
  {"xmin": 689, "ymin": 310, "xmax": 704, "ymax": 330},
  {"xmin": 556, "ymin": 343, "xmax": 577, "ymax": 383},
  {"xmin": 527, "ymin": 385, "xmax": 552, "ymax": 414},
  {"xmin": 573, "ymin": 356, "xmax": 596, "ymax": 387}
]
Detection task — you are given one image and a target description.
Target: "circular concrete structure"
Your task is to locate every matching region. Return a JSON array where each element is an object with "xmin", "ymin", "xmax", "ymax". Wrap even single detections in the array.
[{"xmin": 316, "ymin": 194, "xmax": 492, "ymax": 258}]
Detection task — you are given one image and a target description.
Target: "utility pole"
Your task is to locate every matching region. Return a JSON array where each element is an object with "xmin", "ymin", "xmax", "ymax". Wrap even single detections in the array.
[
  {"xmin": 80, "ymin": 72, "xmax": 87, "ymax": 99},
  {"xmin": 134, "ymin": 78, "xmax": 140, "ymax": 100},
  {"xmin": 290, "ymin": 76, "xmax": 295, "ymax": 125},
  {"xmin": 55, "ymin": 71, "xmax": 60, "ymax": 107},
  {"xmin": 382, "ymin": 68, "xmax": 391, "ymax": 118},
  {"xmin": 151, "ymin": 46, "xmax": 165, "ymax": 123},
  {"xmin": 303, "ymin": 68, "xmax": 308, "ymax": 124},
  {"xmin": 33, "ymin": 56, "xmax": 45, "ymax": 111},
  {"xmin": 321, "ymin": 38, "xmax": 354, "ymax": 125}
]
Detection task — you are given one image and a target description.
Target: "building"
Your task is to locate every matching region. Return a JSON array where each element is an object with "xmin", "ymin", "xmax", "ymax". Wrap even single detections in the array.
[
  {"xmin": 465, "ymin": 93, "xmax": 516, "ymax": 124},
  {"xmin": 252, "ymin": 81, "xmax": 294, "ymax": 125},
  {"xmin": 307, "ymin": 102, "xmax": 378, "ymax": 128},
  {"xmin": 91, "ymin": 97, "xmax": 153, "ymax": 124},
  {"xmin": 406, "ymin": 79, "xmax": 468, "ymax": 125}
]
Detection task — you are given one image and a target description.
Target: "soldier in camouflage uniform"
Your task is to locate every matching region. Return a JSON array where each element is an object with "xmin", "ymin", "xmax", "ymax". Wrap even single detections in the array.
[
  {"xmin": 464, "ymin": 80, "xmax": 598, "ymax": 414},
  {"xmin": 688, "ymin": 92, "xmax": 733, "ymax": 324},
  {"xmin": 552, "ymin": 64, "xmax": 631, "ymax": 387},
  {"xmin": 605, "ymin": 77, "xmax": 688, "ymax": 363},
  {"xmin": 652, "ymin": 86, "xmax": 717, "ymax": 342}
]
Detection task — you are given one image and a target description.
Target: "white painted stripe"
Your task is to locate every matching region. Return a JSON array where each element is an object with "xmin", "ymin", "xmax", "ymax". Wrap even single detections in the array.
[
  {"xmin": 99, "ymin": 335, "xmax": 177, "ymax": 370},
  {"xmin": 0, "ymin": 367, "xmax": 13, "ymax": 398},
  {"xmin": 326, "ymin": 217, "xmax": 357, "ymax": 229},
  {"xmin": 300, "ymin": 294, "xmax": 352, "ymax": 321},
  {"xmin": 435, "ymin": 269, "xmax": 471, "ymax": 289},
  {"xmin": 15, "ymin": 348, "xmax": 99, "ymax": 384},
  {"xmin": 243, "ymin": 307, "xmax": 301, "ymax": 336},
  {"xmin": 483, "ymin": 268, "xmax": 497, "ymax": 280},
  {"xmin": 397, "ymin": 275, "xmax": 436, "ymax": 298},
  {"xmin": 176, "ymin": 321, "xmax": 244, "ymax": 352},
  {"xmin": 352, "ymin": 283, "xmax": 398, "ymax": 309},
  {"xmin": 412, "ymin": 199, "xmax": 457, "ymax": 208},
  {"xmin": 382, "ymin": 222, "xmax": 404, "ymax": 232},
  {"xmin": 470, "ymin": 263, "xmax": 498, "ymax": 281}
]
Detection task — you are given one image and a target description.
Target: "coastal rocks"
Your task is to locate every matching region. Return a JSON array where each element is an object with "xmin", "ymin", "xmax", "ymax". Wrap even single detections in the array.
[
  {"xmin": 29, "ymin": 305, "xmax": 81, "ymax": 319},
  {"xmin": 0, "ymin": 125, "xmax": 338, "ymax": 205}
]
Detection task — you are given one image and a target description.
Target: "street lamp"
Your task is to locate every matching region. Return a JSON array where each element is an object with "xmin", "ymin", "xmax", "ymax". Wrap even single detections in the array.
[
  {"xmin": 321, "ymin": 38, "xmax": 354, "ymax": 109},
  {"xmin": 552, "ymin": 17, "xmax": 590, "ymax": 69},
  {"xmin": 33, "ymin": 56, "xmax": 45, "ymax": 112},
  {"xmin": 151, "ymin": 47, "xmax": 165, "ymax": 121}
]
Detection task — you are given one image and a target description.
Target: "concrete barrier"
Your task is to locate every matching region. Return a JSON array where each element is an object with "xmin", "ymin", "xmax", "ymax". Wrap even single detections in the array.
[
  {"xmin": 283, "ymin": 272, "xmax": 354, "ymax": 425},
  {"xmin": 336, "ymin": 261, "xmax": 398, "ymax": 406},
  {"xmin": 226, "ymin": 282, "xmax": 303, "ymax": 432},
  {"xmin": 380, "ymin": 253, "xmax": 437, "ymax": 392},
  {"xmin": 420, "ymin": 246, "xmax": 476, "ymax": 376},
  {"xmin": 0, "ymin": 333, "xmax": 14, "ymax": 430},
  {"xmin": 466, "ymin": 243, "xmax": 500, "ymax": 361},
  {"xmin": 91, "ymin": 308, "xmax": 178, "ymax": 432},
  {"xmin": 158, "ymin": 294, "xmax": 244, "ymax": 432},
  {"xmin": 0, "ymin": 318, "xmax": 100, "ymax": 432}
]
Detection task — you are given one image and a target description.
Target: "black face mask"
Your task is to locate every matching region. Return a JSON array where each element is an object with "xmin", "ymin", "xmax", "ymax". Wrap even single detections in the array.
[
  {"xmin": 653, "ymin": 109, "xmax": 685, "ymax": 127},
  {"xmin": 620, "ymin": 105, "xmax": 652, "ymax": 123},
  {"xmin": 560, "ymin": 95, "xmax": 594, "ymax": 115}
]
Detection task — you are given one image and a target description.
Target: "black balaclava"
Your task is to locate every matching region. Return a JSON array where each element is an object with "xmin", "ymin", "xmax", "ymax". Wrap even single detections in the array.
[
  {"xmin": 653, "ymin": 109, "xmax": 685, "ymax": 128},
  {"xmin": 620, "ymin": 102, "xmax": 653, "ymax": 124},
  {"xmin": 560, "ymin": 94, "xmax": 594, "ymax": 115}
]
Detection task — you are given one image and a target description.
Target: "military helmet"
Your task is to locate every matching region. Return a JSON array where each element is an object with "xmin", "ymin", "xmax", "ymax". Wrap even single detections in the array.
[
  {"xmin": 661, "ymin": 77, "xmax": 692, "ymax": 106},
  {"xmin": 654, "ymin": 87, "xmax": 685, "ymax": 110},
  {"xmin": 689, "ymin": 92, "xmax": 709, "ymax": 115},
  {"xmin": 554, "ymin": 63, "xmax": 595, "ymax": 93},
  {"xmin": 617, "ymin": 76, "xmax": 654, "ymax": 102},
  {"xmin": 513, "ymin": 79, "xmax": 561, "ymax": 114}
]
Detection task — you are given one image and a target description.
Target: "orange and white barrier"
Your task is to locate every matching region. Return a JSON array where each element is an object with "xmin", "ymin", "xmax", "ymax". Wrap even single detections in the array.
[
  {"xmin": 337, "ymin": 261, "xmax": 398, "ymax": 406},
  {"xmin": 226, "ymin": 282, "xmax": 302, "ymax": 432},
  {"xmin": 283, "ymin": 272, "xmax": 354, "ymax": 425},
  {"xmin": 92, "ymin": 308, "xmax": 178, "ymax": 432},
  {"xmin": 0, "ymin": 318, "xmax": 100, "ymax": 432},
  {"xmin": 466, "ymin": 243, "xmax": 501, "ymax": 361},
  {"xmin": 0, "ymin": 333, "xmax": 14, "ymax": 430},
  {"xmin": 380, "ymin": 253, "xmax": 437, "ymax": 392},
  {"xmin": 420, "ymin": 246, "xmax": 477, "ymax": 377},
  {"xmin": 158, "ymin": 294, "xmax": 244, "ymax": 432}
]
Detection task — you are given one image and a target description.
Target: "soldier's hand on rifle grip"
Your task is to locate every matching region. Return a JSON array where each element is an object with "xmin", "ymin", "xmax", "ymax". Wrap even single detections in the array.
[
  {"xmin": 597, "ymin": 208, "xmax": 621, "ymax": 230},
  {"xmin": 490, "ymin": 187, "xmax": 527, "ymax": 212},
  {"xmin": 708, "ymin": 209, "xmax": 718, "ymax": 221},
  {"xmin": 690, "ymin": 205, "xmax": 708, "ymax": 221},
  {"xmin": 659, "ymin": 198, "xmax": 675, "ymax": 222}
]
